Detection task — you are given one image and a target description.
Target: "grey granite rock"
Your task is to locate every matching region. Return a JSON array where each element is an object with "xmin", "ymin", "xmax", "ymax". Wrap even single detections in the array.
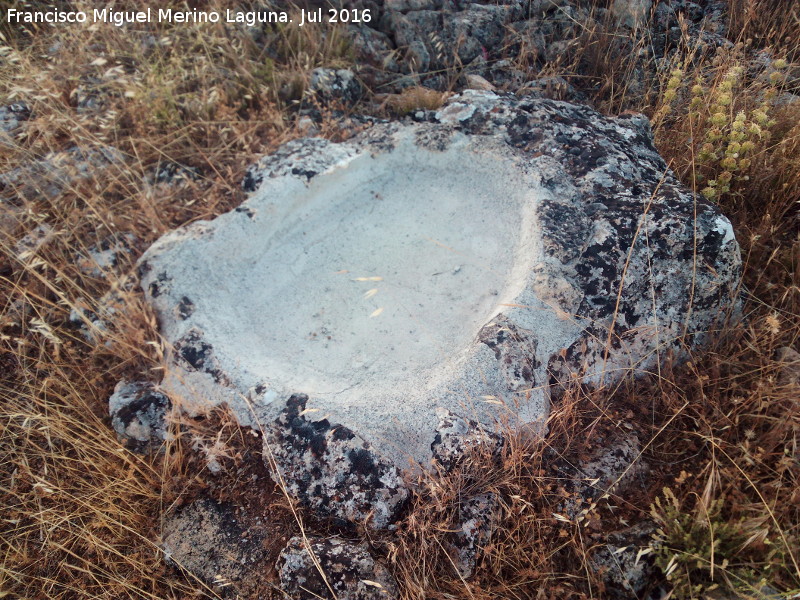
[
  {"xmin": 139, "ymin": 91, "xmax": 740, "ymax": 529},
  {"xmin": 69, "ymin": 273, "xmax": 136, "ymax": 345},
  {"xmin": 590, "ymin": 521, "xmax": 658, "ymax": 597},
  {"xmin": 518, "ymin": 76, "xmax": 584, "ymax": 102},
  {"xmin": 0, "ymin": 103, "xmax": 31, "ymax": 142},
  {"xmin": 430, "ymin": 411, "xmax": 502, "ymax": 576},
  {"xmin": 578, "ymin": 434, "xmax": 648, "ymax": 497},
  {"xmin": 0, "ymin": 198, "xmax": 23, "ymax": 240},
  {"xmin": 431, "ymin": 409, "xmax": 504, "ymax": 473},
  {"xmin": 610, "ymin": 0, "xmax": 652, "ymax": 29},
  {"xmin": 75, "ymin": 233, "xmax": 136, "ymax": 279},
  {"xmin": 278, "ymin": 536, "xmax": 398, "ymax": 600},
  {"xmin": 150, "ymin": 162, "xmax": 200, "ymax": 186},
  {"xmin": 72, "ymin": 76, "xmax": 112, "ymax": 114},
  {"xmin": 556, "ymin": 431, "xmax": 649, "ymax": 518},
  {"xmin": 308, "ymin": 68, "xmax": 363, "ymax": 106},
  {"xmin": 13, "ymin": 223, "xmax": 54, "ymax": 261},
  {"xmin": 776, "ymin": 346, "xmax": 800, "ymax": 389},
  {"xmin": 348, "ymin": 24, "xmax": 399, "ymax": 71}
]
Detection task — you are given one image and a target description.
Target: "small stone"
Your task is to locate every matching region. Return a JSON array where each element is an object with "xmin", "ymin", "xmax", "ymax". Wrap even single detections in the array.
[
  {"xmin": 0, "ymin": 102, "xmax": 32, "ymax": 142},
  {"xmin": 487, "ymin": 59, "xmax": 527, "ymax": 90},
  {"xmin": 75, "ymin": 232, "xmax": 136, "ymax": 279},
  {"xmin": 13, "ymin": 224, "xmax": 54, "ymax": 262},
  {"xmin": 449, "ymin": 492, "xmax": 499, "ymax": 578},
  {"xmin": 108, "ymin": 380, "xmax": 171, "ymax": 452},
  {"xmin": 297, "ymin": 115, "xmax": 319, "ymax": 136},
  {"xmin": 278, "ymin": 536, "xmax": 398, "ymax": 600},
  {"xmin": 519, "ymin": 76, "xmax": 582, "ymax": 102},
  {"xmin": 776, "ymin": 347, "xmax": 800, "ymax": 388},
  {"xmin": 347, "ymin": 25, "xmax": 399, "ymax": 72},
  {"xmin": 69, "ymin": 274, "xmax": 137, "ymax": 345},
  {"xmin": 530, "ymin": 0, "xmax": 568, "ymax": 15},
  {"xmin": 464, "ymin": 74, "xmax": 495, "ymax": 91},
  {"xmin": 557, "ymin": 432, "xmax": 649, "ymax": 518},
  {"xmin": 72, "ymin": 76, "xmax": 111, "ymax": 113},
  {"xmin": 611, "ymin": 0, "xmax": 652, "ymax": 29},
  {"xmin": 150, "ymin": 162, "xmax": 200, "ymax": 186},
  {"xmin": 0, "ymin": 199, "xmax": 23, "ymax": 240},
  {"xmin": 580, "ymin": 434, "xmax": 648, "ymax": 495}
]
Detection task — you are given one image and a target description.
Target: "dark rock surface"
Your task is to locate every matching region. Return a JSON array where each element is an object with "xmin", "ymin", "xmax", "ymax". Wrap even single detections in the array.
[
  {"xmin": 69, "ymin": 273, "xmax": 137, "ymax": 345},
  {"xmin": 75, "ymin": 233, "xmax": 136, "ymax": 279},
  {"xmin": 436, "ymin": 92, "xmax": 741, "ymax": 389},
  {"xmin": 161, "ymin": 497, "xmax": 274, "ymax": 598},
  {"xmin": 430, "ymin": 409, "xmax": 504, "ymax": 473},
  {"xmin": 590, "ymin": 521, "xmax": 659, "ymax": 597},
  {"xmin": 776, "ymin": 346, "xmax": 800, "ymax": 389},
  {"xmin": 555, "ymin": 430, "xmax": 649, "ymax": 519},
  {"xmin": 449, "ymin": 491, "xmax": 499, "ymax": 578},
  {"xmin": 308, "ymin": 67, "xmax": 363, "ymax": 106}
]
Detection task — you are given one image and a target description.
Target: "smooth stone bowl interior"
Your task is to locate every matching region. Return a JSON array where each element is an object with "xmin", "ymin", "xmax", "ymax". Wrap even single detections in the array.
[
  {"xmin": 210, "ymin": 139, "xmax": 538, "ymax": 400},
  {"xmin": 141, "ymin": 131, "xmax": 550, "ymax": 466}
]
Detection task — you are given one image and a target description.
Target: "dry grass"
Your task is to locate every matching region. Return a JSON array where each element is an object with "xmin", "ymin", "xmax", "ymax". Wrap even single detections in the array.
[
  {"xmin": 1, "ymin": 0, "xmax": 799, "ymax": 598},
  {"xmin": 1, "ymin": 1, "xmax": 354, "ymax": 597},
  {"xmin": 728, "ymin": 0, "xmax": 800, "ymax": 62},
  {"xmin": 379, "ymin": 86, "xmax": 451, "ymax": 115}
]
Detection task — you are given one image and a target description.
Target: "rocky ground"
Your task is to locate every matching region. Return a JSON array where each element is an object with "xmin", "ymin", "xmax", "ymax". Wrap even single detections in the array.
[{"xmin": 1, "ymin": 1, "xmax": 798, "ymax": 599}]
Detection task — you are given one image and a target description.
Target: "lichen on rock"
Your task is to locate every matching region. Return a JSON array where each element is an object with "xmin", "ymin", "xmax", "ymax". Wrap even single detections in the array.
[
  {"xmin": 264, "ymin": 395, "xmax": 409, "ymax": 529},
  {"xmin": 108, "ymin": 380, "xmax": 170, "ymax": 452},
  {"xmin": 278, "ymin": 535, "xmax": 399, "ymax": 600}
]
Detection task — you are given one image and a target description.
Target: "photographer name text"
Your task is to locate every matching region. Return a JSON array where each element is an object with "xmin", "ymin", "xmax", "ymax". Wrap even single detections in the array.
[{"xmin": 6, "ymin": 7, "xmax": 372, "ymax": 28}]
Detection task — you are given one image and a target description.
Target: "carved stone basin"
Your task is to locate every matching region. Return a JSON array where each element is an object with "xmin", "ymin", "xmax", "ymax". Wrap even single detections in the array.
[{"xmin": 139, "ymin": 91, "xmax": 741, "ymax": 528}]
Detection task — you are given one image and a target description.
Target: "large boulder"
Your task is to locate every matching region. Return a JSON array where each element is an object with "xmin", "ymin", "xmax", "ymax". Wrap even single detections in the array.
[{"xmin": 139, "ymin": 91, "xmax": 740, "ymax": 528}]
